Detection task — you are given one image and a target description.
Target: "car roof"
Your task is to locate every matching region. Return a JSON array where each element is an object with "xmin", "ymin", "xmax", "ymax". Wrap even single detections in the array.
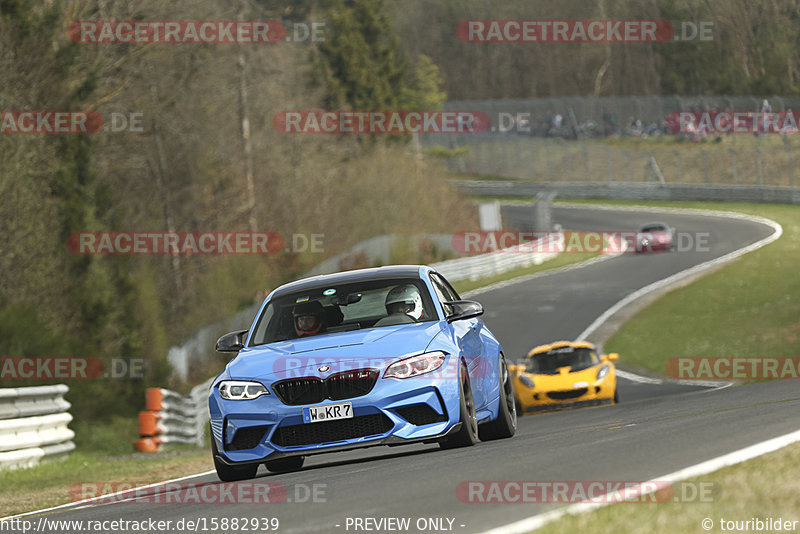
[
  {"xmin": 527, "ymin": 340, "xmax": 596, "ymax": 358},
  {"xmin": 270, "ymin": 265, "xmax": 429, "ymax": 297}
]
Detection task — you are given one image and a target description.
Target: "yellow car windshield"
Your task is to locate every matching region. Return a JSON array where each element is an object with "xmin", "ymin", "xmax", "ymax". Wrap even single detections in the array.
[{"xmin": 526, "ymin": 348, "xmax": 599, "ymax": 374}]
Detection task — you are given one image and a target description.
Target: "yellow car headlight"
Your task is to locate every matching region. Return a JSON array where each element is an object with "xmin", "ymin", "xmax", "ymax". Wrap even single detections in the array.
[
  {"xmin": 519, "ymin": 374, "xmax": 535, "ymax": 388},
  {"xmin": 597, "ymin": 364, "xmax": 610, "ymax": 381}
]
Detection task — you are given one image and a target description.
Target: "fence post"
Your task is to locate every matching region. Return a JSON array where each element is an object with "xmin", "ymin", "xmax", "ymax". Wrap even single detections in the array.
[
  {"xmin": 673, "ymin": 149, "xmax": 682, "ymax": 182},
  {"xmin": 729, "ymin": 148, "xmax": 738, "ymax": 184},
  {"xmin": 755, "ymin": 147, "xmax": 764, "ymax": 186},
  {"xmin": 700, "ymin": 148, "xmax": 709, "ymax": 183},
  {"xmin": 566, "ymin": 148, "xmax": 573, "ymax": 180},
  {"xmin": 545, "ymin": 140, "xmax": 552, "ymax": 181},
  {"xmin": 583, "ymin": 144, "xmax": 590, "ymax": 181},
  {"xmin": 624, "ymin": 150, "xmax": 632, "ymax": 181},
  {"xmin": 784, "ymin": 135, "xmax": 794, "ymax": 186}
]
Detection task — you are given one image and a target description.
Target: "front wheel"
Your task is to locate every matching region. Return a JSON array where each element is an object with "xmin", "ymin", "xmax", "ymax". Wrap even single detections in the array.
[
  {"xmin": 439, "ymin": 361, "xmax": 478, "ymax": 449},
  {"xmin": 479, "ymin": 354, "xmax": 517, "ymax": 441},
  {"xmin": 212, "ymin": 438, "xmax": 258, "ymax": 482}
]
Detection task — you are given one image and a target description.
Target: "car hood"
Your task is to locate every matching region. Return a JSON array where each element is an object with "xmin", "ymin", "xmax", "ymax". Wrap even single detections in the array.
[{"xmin": 228, "ymin": 322, "xmax": 444, "ymax": 380}]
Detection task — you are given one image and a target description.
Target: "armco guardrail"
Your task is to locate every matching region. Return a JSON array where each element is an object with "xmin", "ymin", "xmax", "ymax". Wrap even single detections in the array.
[
  {"xmin": 135, "ymin": 378, "xmax": 212, "ymax": 452},
  {"xmin": 0, "ymin": 385, "xmax": 75, "ymax": 470},
  {"xmin": 432, "ymin": 232, "xmax": 562, "ymax": 282}
]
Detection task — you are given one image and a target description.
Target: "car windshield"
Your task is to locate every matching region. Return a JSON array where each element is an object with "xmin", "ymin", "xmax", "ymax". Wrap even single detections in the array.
[
  {"xmin": 640, "ymin": 224, "xmax": 667, "ymax": 232},
  {"xmin": 248, "ymin": 278, "xmax": 437, "ymax": 346},
  {"xmin": 526, "ymin": 347, "xmax": 599, "ymax": 374}
]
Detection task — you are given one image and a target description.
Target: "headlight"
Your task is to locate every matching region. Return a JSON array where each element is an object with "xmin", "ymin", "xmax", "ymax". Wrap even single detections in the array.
[
  {"xmin": 384, "ymin": 351, "xmax": 446, "ymax": 379},
  {"xmin": 218, "ymin": 380, "xmax": 269, "ymax": 400},
  {"xmin": 518, "ymin": 374, "xmax": 535, "ymax": 389},
  {"xmin": 597, "ymin": 365, "xmax": 610, "ymax": 381}
]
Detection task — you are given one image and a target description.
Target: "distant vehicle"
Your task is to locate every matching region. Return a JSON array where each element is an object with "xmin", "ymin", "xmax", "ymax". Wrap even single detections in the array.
[
  {"xmin": 636, "ymin": 222, "xmax": 675, "ymax": 253},
  {"xmin": 509, "ymin": 341, "xmax": 619, "ymax": 414},
  {"xmin": 209, "ymin": 265, "xmax": 516, "ymax": 481}
]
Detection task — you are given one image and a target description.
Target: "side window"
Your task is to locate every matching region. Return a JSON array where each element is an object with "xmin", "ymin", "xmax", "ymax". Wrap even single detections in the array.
[
  {"xmin": 431, "ymin": 273, "xmax": 459, "ymax": 302},
  {"xmin": 430, "ymin": 275, "xmax": 449, "ymax": 304},
  {"xmin": 440, "ymin": 276, "xmax": 461, "ymax": 301}
]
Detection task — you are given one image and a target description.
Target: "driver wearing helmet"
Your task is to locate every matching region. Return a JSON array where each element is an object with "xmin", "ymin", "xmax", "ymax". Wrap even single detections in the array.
[
  {"xmin": 374, "ymin": 284, "xmax": 424, "ymax": 327},
  {"xmin": 292, "ymin": 300, "xmax": 325, "ymax": 338}
]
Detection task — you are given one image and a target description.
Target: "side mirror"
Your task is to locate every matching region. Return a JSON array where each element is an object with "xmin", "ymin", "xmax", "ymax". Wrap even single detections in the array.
[
  {"xmin": 216, "ymin": 330, "xmax": 248, "ymax": 352},
  {"xmin": 606, "ymin": 353, "xmax": 620, "ymax": 361},
  {"xmin": 443, "ymin": 300, "xmax": 484, "ymax": 322}
]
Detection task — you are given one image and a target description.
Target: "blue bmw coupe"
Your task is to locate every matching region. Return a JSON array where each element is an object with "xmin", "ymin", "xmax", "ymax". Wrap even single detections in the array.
[{"xmin": 209, "ymin": 265, "xmax": 516, "ymax": 481}]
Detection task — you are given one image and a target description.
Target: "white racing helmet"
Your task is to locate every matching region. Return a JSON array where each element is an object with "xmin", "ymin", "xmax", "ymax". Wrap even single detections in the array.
[{"xmin": 385, "ymin": 284, "xmax": 424, "ymax": 320}]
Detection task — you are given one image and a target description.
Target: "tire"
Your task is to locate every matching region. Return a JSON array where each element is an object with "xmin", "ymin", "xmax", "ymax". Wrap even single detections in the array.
[
  {"xmin": 479, "ymin": 354, "xmax": 517, "ymax": 441},
  {"xmin": 212, "ymin": 438, "xmax": 258, "ymax": 482},
  {"xmin": 439, "ymin": 361, "xmax": 478, "ymax": 449},
  {"xmin": 264, "ymin": 456, "xmax": 305, "ymax": 473},
  {"xmin": 613, "ymin": 388, "xmax": 619, "ymax": 404}
]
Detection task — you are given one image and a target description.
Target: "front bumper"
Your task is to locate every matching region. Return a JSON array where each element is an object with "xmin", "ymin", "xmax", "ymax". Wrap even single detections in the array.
[
  {"xmin": 515, "ymin": 376, "xmax": 616, "ymax": 414},
  {"xmin": 210, "ymin": 374, "xmax": 461, "ymax": 465}
]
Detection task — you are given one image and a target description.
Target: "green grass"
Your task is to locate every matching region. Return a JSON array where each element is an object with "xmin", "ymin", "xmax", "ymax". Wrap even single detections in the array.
[
  {"xmin": 597, "ymin": 202, "xmax": 798, "ymax": 377},
  {"xmin": 0, "ymin": 450, "xmax": 213, "ymax": 517},
  {"xmin": 535, "ymin": 441, "xmax": 800, "ymax": 534}
]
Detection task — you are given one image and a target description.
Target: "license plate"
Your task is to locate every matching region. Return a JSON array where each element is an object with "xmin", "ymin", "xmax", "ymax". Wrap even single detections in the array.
[{"xmin": 302, "ymin": 402, "xmax": 353, "ymax": 423}]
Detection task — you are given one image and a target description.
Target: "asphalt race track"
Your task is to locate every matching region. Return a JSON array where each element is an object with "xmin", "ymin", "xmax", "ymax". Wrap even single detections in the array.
[{"xmin": 15, "ymin": 205, "xmax": 800, "ymax": 534}]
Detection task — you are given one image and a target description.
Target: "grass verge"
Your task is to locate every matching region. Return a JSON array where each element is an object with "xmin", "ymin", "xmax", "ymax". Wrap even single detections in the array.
[
  {"xmin": 535, "ymin": 441, "xmax": 800, "ymax": 534},
  {"xmin": 0, "ymin": 450, "xmax": 213, "ymax": 518},
  {"xmin": 586, "ymin": 201, "xmax": 799, "ymax": 377}
]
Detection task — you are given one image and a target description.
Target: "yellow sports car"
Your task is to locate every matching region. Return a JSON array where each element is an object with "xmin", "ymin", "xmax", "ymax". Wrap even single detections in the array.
[{"xmin": 510, "ymin": 341, "xmax": 619, "ymax": 414}]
